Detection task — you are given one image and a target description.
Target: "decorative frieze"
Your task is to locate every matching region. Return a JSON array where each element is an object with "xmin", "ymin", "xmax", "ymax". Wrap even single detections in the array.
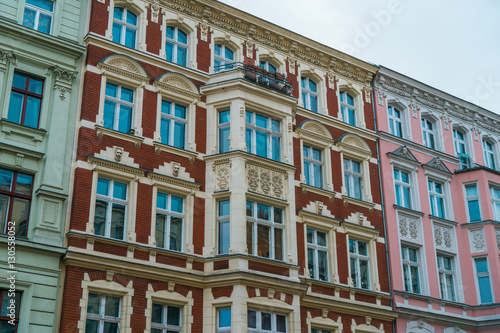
[
  {"xmin": 495, "ymin": 228, "xmax": 500, "ymax": 251},
  {"xmin": 246, "ymin": 162, "xmax": 285, "ymax": 199},
  {"xmin": 469, "ymin": 228, "xmax": 486, "ymax": 253},
  {"xmin": 433, "ymin": 224, "xmax": 455, "ymax": 252},
  {"xmin": 214, "ymin": 162, "xmax": 230, "ymax": 191},
  {"xmin": 398, "ymin": 214, "xmax": 420, "ymax": 243}
]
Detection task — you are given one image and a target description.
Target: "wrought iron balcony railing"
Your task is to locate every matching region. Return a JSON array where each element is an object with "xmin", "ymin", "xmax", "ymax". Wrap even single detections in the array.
[{"xmin": 214, "ymin": 62, "xmax": 293, "ymax": 96}]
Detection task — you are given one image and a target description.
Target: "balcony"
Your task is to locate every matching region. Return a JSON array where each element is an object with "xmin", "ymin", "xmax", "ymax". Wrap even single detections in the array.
[{"xmin": 214, "ymin": 62, "xmax": 293, "ymax": 96}]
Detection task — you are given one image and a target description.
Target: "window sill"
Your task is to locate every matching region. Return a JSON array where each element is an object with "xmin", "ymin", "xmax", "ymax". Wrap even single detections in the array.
[
  {"xmin": 428, "ymin": 215, "xmax": 458, "ymax": 226},
  {"xmin": 342, "ymin": 195, "xmax": 376, "ymax": 212},
  {"xmin": 95, "ymin": 125, "xmax": 144, "ymax": 148},
  {"xmin": 393, "ymin": 204, "xmax": 425, "ymax": 216},
  {"xmin": 153, "ymin": 141, "xmax": 198, "ymax": 164},
  {"xmin": 300, "ymin": 183, "xmax": 336, "ymax": 201},
  {"xmin": 0, "ymin": 119, "xmax": 46, "ymax": 143}
]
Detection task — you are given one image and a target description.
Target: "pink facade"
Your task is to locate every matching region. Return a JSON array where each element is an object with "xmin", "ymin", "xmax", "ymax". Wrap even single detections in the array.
[{"xmin": 374, "ymin": 67, "xmax": 500, "ymax": 332}]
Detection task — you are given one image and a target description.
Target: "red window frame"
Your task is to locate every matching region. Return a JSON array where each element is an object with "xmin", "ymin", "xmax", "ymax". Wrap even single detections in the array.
[
  {"xmin": 9, "ymin": 72, "xmax": 44, "ymax": 128},
  {"xmin": 0, "ymin": 169, "xmax": 33, "ymax": 237},
  {"xmin": 0, "ymin": 289, "xmax": 21, "ymax": 332}
]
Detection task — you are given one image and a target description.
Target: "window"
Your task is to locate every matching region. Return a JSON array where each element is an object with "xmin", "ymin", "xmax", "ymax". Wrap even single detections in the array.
[
  {"xmin": 0, "ymin": 289, "xmax": 21, "ymax": 332},
  {"xmin": 23, "ymin": 0, "xmax": 54, "ymax": 34},
  {"xmin": 112, "ymin": 7, "xmax": 138, "ymax": 48},
  {"xmin": 401, "ymin": 245, "xmax": 420, "ymax": 294},
  {"xmin": 151, "ymin": 303, "xmax": 181, "ymax": 333},
  {"xmin": 349, "ymin": 239, "xmax": 370, "ymax": 289},
  {"xmin": 7, "ymin": 72, "xmax": 43, "ymax": 128},
  {"xmin": 248, "ymin": 310, "xmax": 286, "ymax": 333},
  {"xmin": 245, "ymin": 111, "xmax": 281, "ymax": 161},
  {"xmin": 0, "ymin": 168, "xmax": 33, "ymax": 237},
  {"xmin": 394, "ymin": 169, "xmax": 411, "ymax": 209},
  {"xmin": 344, "ymin": 159, "xmax": 362, "ymax": 200},
  {"xmin": 160, "ymin": 101, "xmax": 187, "ymax": 149},
  {"xmin": 388, "ymin": 106, "xmax": 403, "ymax": 137},
  {"xmin": 301, "ymin": 77, "xmax": 318, "ymax": 112},
  {"xmin": 94, "ymin": 178, "xmax": 127, "ymax": 240},
  {"xmin": 218, "ymin": 200, "xmax": 230, "ymax": 254},
  {"xmin": 340, "ymin": 91, "xmax": 356, "ymax": 126},
  {"xmin": 483, "ymin": 140, "xmax": 496, "ymax": 170},
  {"xmin": 453, "ymin": 129, "xmax": 469, "ymax": 169},
  {"xmin": 437, "ymin": 254, "xmax": 456, "ymax": 301},
  {"xmin": 165, "ymin": 26, "xmax": 188, "ymax": 67},
  {"xmin": 428, "ymin": 180, "xmax": 445, "ymax": 218},
  {"xmin": 312, "ymin": 329, "xmax": 332, "ymax": 333},
  {"xmin": 104, "ymin": 83, "xmax": 134, "ymax": 134},
  {"xmin": 86, "ymin": 293, "xmax": 121, "ymax": 333},
  {"xmin": 421, "ymin": 119, "xmax": 435, "ymax": 149},
  {"xmin": 246, "ymin": 201, "xmax": 284, "ymax": 261},
  {"xmin": 465, "ymin": 184, "xmax": 481, "ymax": 222},
  {"xmin": 217, "ymin": 308, "xmax": 231, "ymax": 333},
  {"xmin": 214, "ymin": 44, "xmax": 234, "ymax": 72},
  {"xmin": 307, "ymin": 229, "xmax": 328, "ymax": 281},
  {"xmin": 491, "ymin": 186, "xmax": 500, "ymax": 221},
  {"xmin": 474, "ymin": 258, "xmax": 493, "ymax": 304},
  {"xmin": 155, "ymin": 192, "xmax": 183, "ymax": 251},
  {"xmin": 303, "ymin": 146, "xmax": 323, "ymax": 188},
  {"xmin": 259, "ymin": 61, "xmax": 277, "ymax": 73},
  {"xmin": 218, "ymin": 110, "xmax": 230, "ymax": 153}
]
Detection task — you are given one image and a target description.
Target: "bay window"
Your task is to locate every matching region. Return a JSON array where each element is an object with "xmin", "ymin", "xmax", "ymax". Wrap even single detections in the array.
[
  {"xmin": 246, "ymin": 201, "xmax": 284, "ymax": 261},
  {"xmin": 491, "ymin": 186, "xmax": 500, "ymax": 221},
  {"xmin": 218, "ymin": 110, "xmax": 230, "ymax": 153},
  {"xmin": 474, "ymin": 257, "xmax": 493, "ymax": 304},
  {"xmin": 245, "ymin": 111, "xmax": 281, "ymax": 161},
  {"xmin": 465, "ymin": 184, "xmax": 481, "ymax": 222},
  {"xmin": 217, "ymin": 308, "xmax": 231, "ymax": 332}
]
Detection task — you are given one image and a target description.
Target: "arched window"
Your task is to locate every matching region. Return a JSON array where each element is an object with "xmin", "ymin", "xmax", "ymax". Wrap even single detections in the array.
[
  {"xmin": 214, "ymin": 44, "xmax": 234, "ymax": 72},
  {"xmin": 453, "ymin": 129, "xmax": 469, "ymax": 169},
  {"xmin": 112, "ymin": 7, "xmax": 138, "ymax": 48},
  {"xmin": 301, "ymin": 77, "xmax": 318, "ymax": 112},
  {"xmin": 388, "ymin": 105, "xmax": 402, "ymax": 137},
  {"xmin": 259, "ymin": 60, "xmax": 277, "ymax": 73},
  {"xmin": 421, "ymin": 118, "xmax": 435, "ymax": 149},
  {"xmin": 165, "ymin": 26, "xmax": 188, "ymax": 67},
  {"xmin": 340, "ymin": 91, "xmax": 356, "ymax": 126},
  {"xmin": 483, "ymin": 139, "xmax": 496, "ymax": 170}
]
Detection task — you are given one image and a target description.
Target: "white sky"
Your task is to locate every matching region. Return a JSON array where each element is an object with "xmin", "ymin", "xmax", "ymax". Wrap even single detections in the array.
[{"xmin": 218, "ymin": 0, "xmax": 500, "ymax": 114}]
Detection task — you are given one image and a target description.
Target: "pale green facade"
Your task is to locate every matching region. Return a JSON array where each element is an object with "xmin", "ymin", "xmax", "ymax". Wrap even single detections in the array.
[{"xmin": 0, "ymin": 0, "xmax": 86, "ymax": 331}]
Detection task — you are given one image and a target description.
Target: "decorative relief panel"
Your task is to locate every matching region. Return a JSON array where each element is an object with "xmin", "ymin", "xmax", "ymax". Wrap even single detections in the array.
[
  {"xmin": 496, "ymin": 228, "xmax": 500, "ymax": 251},
  {"xmin": 214, "ymin": 162, "xmax": 230, "ymax": 192},
  {"xmin": 398, "ymin": 214, "xmax": 421, "ymax": 244},
  {"xmin": 433, "ymin": 223, "xmax": 455, "ymax": 252},
  {"xmin": 246, "ymin": 162, "xmax": 285, "ymax": 199},
  {"xmin": 469, "ymin": 228, "xmax": 486, "ymax": 253}
]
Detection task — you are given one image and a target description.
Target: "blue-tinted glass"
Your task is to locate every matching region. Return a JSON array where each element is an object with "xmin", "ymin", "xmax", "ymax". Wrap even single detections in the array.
[
  {"xmin": 400, "ymin": 171, "xmax": 409, "ymax": 183},
  {"xmin": 476, "ymin": 258, "xmax": 488, "ymax": 273},
  {"xmin": 12, "ymin": 73, "xmax": 27, "ymax": 90},
  {"xmin": 246, "ymin": 128, "xmax": 253, "ymax": 153},
  {"xmin": 246, "ymin": 111, "xmax": 252, "ymax": 123},
  {"xmin": 214, "ymin": 44, "xmax": 221, "ymax": 56},
  {"xmin": 37, "ymin": 14, "xmax": 51, "ymax": 34},
  {"xmin": 352, "ymin": 161, "xmax": 360, "ymax": 173},
  {"xmin": 126, "ymin": 11, "xmax": 137, "ymax": 25},
  {"xmin": 466, "ymin": 185, "xmax": 478, "ymax": 197},
  {"xmin": 15, "ymin": 173, "xmax": 33, "ymax": 195},
  {"xmin": 225, "ymin": 47, "xmax": 234, "ymax": 60},
  {"xmin": 162, "ymin": 101, "xmax": 171, "ymax": 115},
  {"xmin": 174, "ymin": 104, "xmax": 186, "ymax": 118},
  {"xmin": 112, "ymin": 23, "xmax": 122, "ymax": 43},
  {"xmin": 173, "ymin": 122, "xmax": 185, "ymax": 149},
  {"xmin": 436, "ymin": 197, "xmax": 444, "ymax": 218},
  {"xmin": 177, "ymin": 46, "xmax": 187, "ymax": 66},
  {"xmin": 106, "ymin": 83, "xmax": 118, "ymax": 98},
  {"xmin": 166, "ymin": 42, "xmax": 174, "ymax": 62},
  {"xmin": 219, "ymin": 220, "xmax": 230, "ymax": 254},
  {"xmin": 255, "ymin": 114, "xmax": 268, "ymax": 129},
  {"xmin": 219, "ymin": 200, "xmax": 230, "ymax": 216},
  {"xmin": 468, "ymin": 201, "xmax": 481, "ymax": 221},
  {"xmin": 219, "ymin": 308, "xmax": 231, "ymax": 327},
  {"xmin": 309, "ymin": 79, "xmax": 317, "ymax": 92},
  {"xmin": 219, "ymin": 110, "xmax": 230, "ymax": 123},
  {"xmin": 97, "ymin": 178, "xmax": 110, "ymax": 196},
  {"xmin": 310, "ymin": 95, "xmax": 318, "ymax": 112},
  {"xmin": 7, "ymin": 92, "xmax": 23, "ymax": 124},
  {"xmin": 272, "ymin": 136, "xmax": 280, "ymax": 161},
  {"xmin": 104, "ymin": 100, "xmax": 115, "ymax": 129},
  {"xmin": 256, "ymin": 131, "xmax": 268, "ymax": 157},
  {"xmin": 349, "ymin": 239, "xmax": 356, "ymax": 253},
  {"xmin": 0, "ymin": 169, "xmax": 13, "ymax": 191},
  {"xmin": 403, "ymin": 187, "xmax": 411, "ymax": 208},
  {"xmin": 29, "ymin": 77, "xmax": 43, "ymax": 94},
  {"xmin": 393, "ymin": 169, "xmax": 400, "ymax": 181},
  {"xmin": 301, "ymin": 77, "xmax": 306, "ymax": 88},
  {"xmin": 272, "ymin": 119, "xmax": 280, "ymax": 132},
  {"xmin": 157, "ymin": 192, "xmax": 168, "ymax": 210},
  {"xmin": 478, "ymin": 276, "xmax": 493, "ymax": 303},
  {"xmin": 246, "ymin": 201, "xmax": 254, "ymax": 216},
  {"xmin": 434, "ymin": 183, "xmax": 442, "ymax": 194},
  {"xmin": 171, "ymin": 196, "xmax": 183, "ymax": 213},
  {"xmin": 23, "ymin": 8, "xmax": 36, "ymax": 29},
  {"xmin": 314, "ymin": 164, "xmax": 322, "ymax": 187},
  {"xmin": 113, "ymin": 7, "xmax": 124, "ymax": 20},
  {"xmin": 118, "ymin": 105, "xmax": 132, "ymax": 133},
  {"xmin": 166, "ymin": 26, "xmax": 175, "ymax": 39},
  {"xmin": 348, "ymin": 108, "xmax": 356, "ymax": 125},
  {"xmin": 354, "ymin": 176, "xmax": 361, "ymax": 199},
  {"xmin": 125, "ymin": 28, "xmax": 136, "ymax": 48},
  {"xmin": 395, "ymin": 185, "xmax": 402, "ymax": 206},
  {"xmin": 304, "ymin": 161, "xmax": 311, "ymax": 185},
  {"xmin": 347, "ymin": 93, "xmax": 354, "ymax": 105},
  {"xmin": 160, "ymin": 117, "xmax": 170, "ymax": 145},
  {"xmin": 178, "ymin": 29, "xmax": 187, "ymax": 43},
  {"xmin": 312, "ymin": 148, "xmax": 321, "ymax": 161},
  {"xmin": 219, "ymin": 127, "xmax": 230, "ymax": 153},
  {"xmin": 27, "ymin": 0, "xmax": 54, "ymax": 11},
  {"xmin": 24, "ymin": 96, "xmax": 40, "ymax": 128},
  {"xmin": 113, "ymin": 182, "xmax": 127, "ymax": 200},
  {"xmin": 303, "ymin": 146, "xmax": 310, "ymax": 158},
  {"xmin": 257, "ymin": 204, "xmax": 270, "ymax": 220}
]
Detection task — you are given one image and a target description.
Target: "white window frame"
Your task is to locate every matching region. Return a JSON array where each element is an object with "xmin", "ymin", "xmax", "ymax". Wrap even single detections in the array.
[
  {"xmin": 453, "ymin": 128, "xmax": 470, "ymax": 169},
  {"xmin": 473, "ymin": 256, "xmax": 494, "ymax": 304},
  {"xmin": 86, "ymin": 293, "xmax": 121, "ymax": 333},
  {"xmin": 464, "ymin": 182, "xmax": 482, "ymax": 223},
  {"xmin": 164, "ymin": 26, "xmax": 189, "ymax": 66},
  {"xmin": 94, "ymin": 178, "xmax": 128, "ymax": 240},
  {"xmin": 218, "ymin": 109, "xmax": 231, "ymax": 153},
  {"xmin": 436, "ymin": 253, "xmax": 456, "ymax": 302},
  {"xmin": 112, "ymin": 7, "xmax": 138, "ymax": 48},
  {"xmin": 214, "ymin": 44, "xmax": 235, "ymax": 72},
  {"xmin": 349, "ymin": 238, "xmax": 371, "ymax": 290},
  {"xmin": 104, "ymin": 83, "xmax": 135, "ymax": 134},
  {"xmin": 105, "ymin": 1, "xmax": 147, "ymax": 52},
  {"xmin": 217, "ymin": 199, "xmax": 230, "ymax": 255},
  {"xmin": 394, "ymin": 168, "xmax": 412, "ymax": 209},
  {"xmin": 150, "ymin": 303, "xmax": 182, "ymax": 332},
  {"xmin": 216, "ymin": 307, "xmax": 231, "ymax": 333},
  {"xmin": 339, "ymin": 90, "xmax": 356, "ymax": 126},
  {"xmin": 421, "ymin": 117, "xmax": 436, "ymax": 150},
  {"xmin": 306, "ymin": 228, "xmax": 329, "ymax": 281},
  {"xmin": 401, "ymin": 244, "xmax": 421, "ymax": 294},
  {"xmin": 247, "ymin": 309, "xmax": 287, "ymax": 333},
  {"xmin": 155, "ymin": 192, "xmax": 185, "ymax": 252},
  {"xmin": 428, "ymin": 179, "xmax": 446, "ymax": 219},
  {"xmin": 259, "ymin": 60, "xmax": 278, "ymax": 73},
  {"xmin": 245, "ymin": 110, "xmax": 281, "ymax": 161},
  {"xmin": 159, "ymin": 100, "xmax": 188, "ymax": 149},
  {"xmin": 23, "ymin": 0, "xmax": 54, "ymax": 33},
  {"xmin": 303, "ymin": 145, "xmax": 324, "ymax": 189},
  {"xmin": 387, "ymin": 105, "xmax": 403, "ymax": 138},
  {"xmin": 301, "ymin": 76, "xmax": 319, "ymax": 112},
  {"xmin": 490, "ymin": 185, "xmax": 500, "ymax": 221},
  {"xmin": 483, "ymin": 138, "xmax": 497, "ymax": 170},
  {"xmin": 344, "ymin": 158, "xmax": 363, "ymax": 200}
]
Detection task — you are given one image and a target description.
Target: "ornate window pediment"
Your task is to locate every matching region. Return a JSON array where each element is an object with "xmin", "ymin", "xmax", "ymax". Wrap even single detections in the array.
[
  {"xmin": 98, "ymin": 54, "xmax": 149, "ymax": 83},
  {"xmin": 154, "ymin": 72, "xmax": 200, "ymax": 101}
]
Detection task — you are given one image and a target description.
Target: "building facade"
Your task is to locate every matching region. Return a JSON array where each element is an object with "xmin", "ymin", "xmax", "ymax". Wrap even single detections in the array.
[
  {"xmin": 374, "ymin": 66, "xmax": 500, "ymax": 332},
  {"xmin": 59, "ymin": 0, "xmax": 396, "ymax": 332},
  {"xmin": 0, "ymin": 0, "xmax": 87, "ymax": 332}
]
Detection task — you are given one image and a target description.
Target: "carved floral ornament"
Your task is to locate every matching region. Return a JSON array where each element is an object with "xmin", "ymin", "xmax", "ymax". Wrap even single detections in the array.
[
  {"xmin": 296, "ymin": 121, "xmax": 335, "ymax": 146},
  {"xmin": 154, "ymin": 72, "xmax": 200, "ymax": 100},
  {"xmin": 52, "ymin": 65, "xmax": 78, "ymax": 100},
  {"xmin": 98, "ymin": 55, "xmax": 149, "ymax": 83},
  {"xmin": 434, "ymin": 224, "xmax": 454, "ymax": 251},
  {"xmin": 469, "ymin": 228, "xmax": 486, "ymax": 253},
  {"xmin": 245, "ymin": 162, "xmax": 285, "ymax": 199},
  {"xmin": 398, "ymin": 214, "xmax": 420, "ymax": 242},
  {"xmin": 336, "ymin": 134, "xmax": 371, "ymax": 158}
]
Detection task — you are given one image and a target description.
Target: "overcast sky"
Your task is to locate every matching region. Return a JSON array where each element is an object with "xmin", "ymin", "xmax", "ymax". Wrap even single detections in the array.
[{"xmin": 218, "ymin": 0, "xmax": 500, "ymax": 114}]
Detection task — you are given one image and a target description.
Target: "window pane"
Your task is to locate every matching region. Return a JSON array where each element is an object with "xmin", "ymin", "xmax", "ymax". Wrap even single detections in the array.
[
  {"xmin": 37, "ymin": 14, "xmax": 51, "ymax": 34},
  {"xmin": 256, "ymin": 131, "xmax": 268, "ymax": 157},
  {"xmin": 173, "ymin": 104, "xmax": 186, "ymax": 119},
  {"xmin": 23, "ymin": 8, "xmax": 36, "ymax": 29},
  {"xmin": 112, "ymin": 23, "xmax": 122, "ymax": 43},
  {"xmin": 306, "ymin": 229, "xmax": 314, "ymax": 244},
  {"xmin": 162, "ymin": 101, "xmax": 172, "ymax": 114},
  {"xmin": 308, "ymin": 248, "xmax": 315, "ymax": 279},
  {"xmin": 310, "ymin": 95, "xmax": 318, "ymax": 112},
  {"xmin": 475, "ymin": 258, "xmax": 488, "ymax": 273},
  {"xmin": 219, "ymin": 127, "xmax": 230, "ymax": 153},
  {"xmin": 0, "ymin": 195, "xmax": 9, "ymax": 233},
  {"xmin": 219, "ymin": 110, "xmax": 230, "ymax": 123},
  {"xmin": 118, "ymin": 105, "xmax": 132, "ymax": 133},
  {"xmin": 313, "ymin": 164, "xmax": 323, "ymax": 188},
  {"xmin": 12, "ymin": 198, "xmax": 29, "ymax": 236},
  {"xmin": 104, "ymin": 296, "xmax": 120, "ymax": 317},
  {"xmin": 120, "ymin": 87, "xmax": 134, "ymax": 103},
  {"xmin": 24, "ymin": 96, "xmax": 41, "ymax": 128},
  {"xmin": 157, "ymin": 192, "xmax": 168, "ymax": 210},
  {"xmin": 219, "ymin": 200, "xmax": 230, "ymax": 216},
  {"xmin": 103, "ymin": 322, "xmax": 118, "ymax": 333},
  {"xmin": 161, "ymin": 117, "xmax": 171, "ymax": 145},
  {"xmin": 113, "ymin": 7, "xmax": 124, "ymax": 19},
  {"xmin": 16, "ymin": 173, "xmax": 33, "ymax": 195},
  {"xmin": 255, "ymin": 114, "xmax": 268, "ymax": 129},
  {"xmin": 113, "ymin": 182, "xmax": 127, "ymax": 200},
  {"xmin": 225, "ymin": 47, "xmax": 234, "ymax": 60},
  {"xmin": 257, "ymin": 204, "xmax": 270, "ymax": 220},
  {"xmin": 169, "ymin": 217, "xmax": 182, "ymax": 251},
  {"xmin": 171, "ymin": 196, "xmax": 183, "ymax": 213},
  {"xmin": 94, "ymin": 200, "xmax": 107, "ymax": 236},
  {"xmin": 106, "ymin": 83, "xmax": 118, "ymax": 98},
  {"xmin": 317, "ymin": 231, "xmax": 326, "ymax": 246},
  {"xmin": 87, "ymin": 293, "xmax": 100, "ymax": 314},
  {"xmin": 173, "ymin": 122, "xmax": 185, "ymax": 149},
  {"xmin": 0, "ymin": 170, "xmax": 13, "ymax": 191},
  {"xmin": 7, "ymin": 92, "xmax": 24, "ymax": 124},
  {"xmin": 246, "ymin": 201, "xmax": 254, "ymax": 217},
  {"xmin": 167, "ymin": 306, "xmax": 180, "ymax": 326},
  {"xmin": 360, "ymin": 259, "xmax": 369, "ymax": 289},
  {"xmin": 468, "ymin": 199, "xmax": 481, "ymax": 222},
  {"xmin": 257, "ymin": 224, "xmax": 270, "ymax": 258},
  {"xmin": 248, "ymin": 310, "xmax": 256, "ymax": 328},
  {"xmin": 126, "ymin": 11, "xmax": 137, "ymax": 25},
  {"xmin": 28, "ymin": 77, "xmax": 43, "ymax": 94},
  {"xmin": 272, "ymin": 119, "xmax": 280, "ymax": 132},
  {"xmin": 111, "ymin": 204, "xmax": 125, "ymax": 239},
  {"xmin": 261, "ymin": 312, "xmax": 271, "ymax": 330},
  {"xmin": 358, "ymin": 241, "xmax": 367, "ymax": 255},
  {"xmin": 304, "ymin": 161, "xmax": 311, "ymax": 185},
  {"xmin": 152, "ymin": 303, "xmax": 163, "ymax": 323},
  {"xmin": 155, "ymin": 215, "xmax": 166, "ymax": 248},
  {"xmin": 410, "ymin": 266, "xmax": 420, "ymax": 293},
  {"xmin": 166, "ymin": 42, "xmax": 174, "ymax": 62},
  {"xmin": 247, "ymin": 221, "xmax": 253, "ymax": 255},
  {"xmin": 177, "ymin": 46, "xmax": 187, "ymax": 67},
  {"xmin": 318, "ymin": 250, "xmax": 328, "ymax": 281},
  {"xmin": 104, "ymin": 100, "xmax": 115, "ymax": 129},
  {"xmin": 85, "ymin": 320, "xmax": 99, "ymax": 333},
  {"xmin": 478, "ymin": 276, "xmax": 493, "ymax": 303},
  {"xmin": 274, "ymin": 228, "xmax": 283, "ymax": 260},
  {"xmin": 272, "ymin": 136, "xmax": 280, "ymax": 161},
  {"xmin": 219, "ymin": 221, "xmax": 230, "ymax": 254},
  {"xmin": 466, "ymin": 185, "xmax": 478, "ymax": 197},
  {"xmin": 274, "ymin": 208, "xmax": 282, "ymax": 223},
  {"xmin": 219, "ymin": 308, "xmax": 231, "ymax": 327}
]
